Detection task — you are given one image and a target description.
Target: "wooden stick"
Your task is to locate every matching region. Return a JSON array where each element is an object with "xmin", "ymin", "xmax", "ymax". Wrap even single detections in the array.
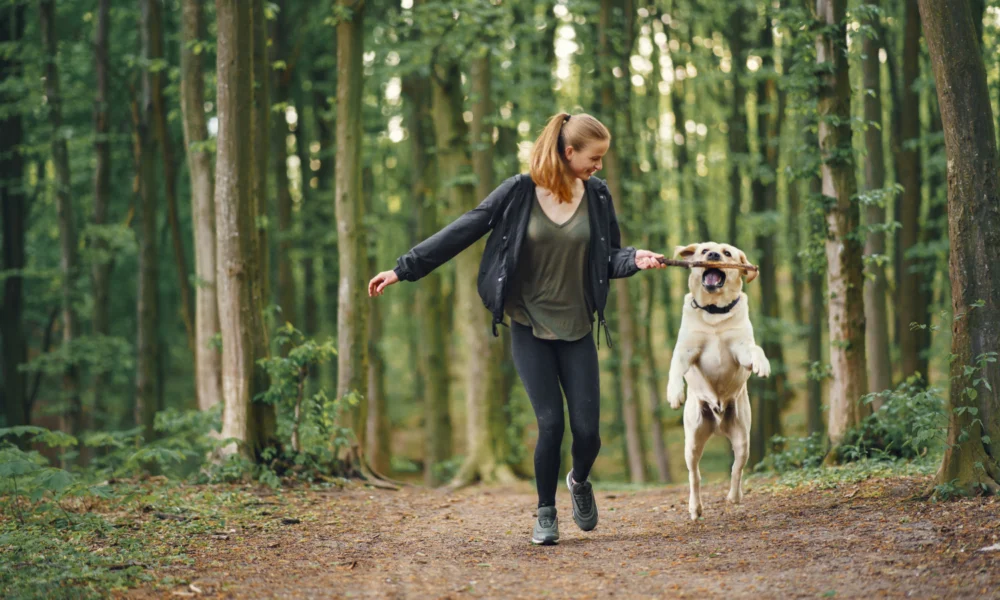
[{"xmin": 656, "ymin": 257, "xmax": 759, "ymax": 273}]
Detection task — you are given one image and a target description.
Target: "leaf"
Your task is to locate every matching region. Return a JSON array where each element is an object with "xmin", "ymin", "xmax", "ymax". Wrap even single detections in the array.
[
  {"xmin": 34, "ymin": 468, "xmax": 74, "ymax": 493},
  {"xmin": 0, "ymin": 458, "xmax": 40, "ymax": 478}
]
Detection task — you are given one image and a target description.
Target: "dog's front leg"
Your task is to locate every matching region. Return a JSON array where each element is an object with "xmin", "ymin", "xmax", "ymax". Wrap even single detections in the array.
[
  {"xmin": 666, "ymin": 343, "xmax": 700, "ymax": 409},
  {"xmin": 729, "ymin": 341, "xmax": 771, "ymax": 378}
]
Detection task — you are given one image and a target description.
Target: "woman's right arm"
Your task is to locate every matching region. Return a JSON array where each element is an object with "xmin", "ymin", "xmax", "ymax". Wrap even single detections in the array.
[{"xmin": 370, "ymin": 176, "xmax": 521, "ymax": 297}]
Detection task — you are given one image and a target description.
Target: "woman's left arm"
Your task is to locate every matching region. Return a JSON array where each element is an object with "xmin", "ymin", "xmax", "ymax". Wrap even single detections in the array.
[{"xmin": 607, "ymin": 187, "xmax": 665, "ymax": 278}]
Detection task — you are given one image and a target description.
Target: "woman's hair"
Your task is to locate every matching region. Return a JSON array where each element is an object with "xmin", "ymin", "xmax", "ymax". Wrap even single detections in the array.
[{"xmin": 529, "ymin": 113, "xmax": 610, "ymax": 204}]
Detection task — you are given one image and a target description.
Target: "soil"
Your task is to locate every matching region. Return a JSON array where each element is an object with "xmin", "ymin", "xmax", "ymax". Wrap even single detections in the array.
[{"xmin": 128, "ymin": 475, "xmax": 1000, "ymax": 599}]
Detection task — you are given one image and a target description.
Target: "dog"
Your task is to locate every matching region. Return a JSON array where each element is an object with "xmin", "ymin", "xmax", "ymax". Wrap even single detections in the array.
[{"xmin": 665, "ymin": 242, "xmax": 770, "ymax": 521}]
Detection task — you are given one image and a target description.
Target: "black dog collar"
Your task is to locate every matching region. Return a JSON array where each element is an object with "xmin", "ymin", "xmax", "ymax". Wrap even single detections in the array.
[{"xmin": 691, "ymin": 297, "xmax": 740, "ymax": 314}]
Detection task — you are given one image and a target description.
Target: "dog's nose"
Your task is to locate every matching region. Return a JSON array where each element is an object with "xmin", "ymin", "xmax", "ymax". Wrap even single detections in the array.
[{"xmin": 707, "ymin": 251, "xmax": 721, "ymax": 261}]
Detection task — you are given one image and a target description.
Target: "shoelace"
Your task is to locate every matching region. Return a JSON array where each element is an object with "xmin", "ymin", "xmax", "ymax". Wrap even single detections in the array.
[
  {"xmin": 573, "ymin": 481, "xmax": 593, "ymax": 513},
  {"xmin": 538, "ymin": 514, "xmax": 556, "ymax": 528}
]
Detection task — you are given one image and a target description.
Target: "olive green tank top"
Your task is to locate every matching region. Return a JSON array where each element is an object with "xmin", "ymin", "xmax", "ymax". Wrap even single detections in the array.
[{"xmin": 505, "ymin": 189, "xmax": 593, "ymax": 341}]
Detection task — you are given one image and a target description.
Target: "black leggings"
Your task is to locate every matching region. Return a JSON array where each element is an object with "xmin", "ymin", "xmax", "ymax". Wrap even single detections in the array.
[{"xmin": 511, "ymin": 320, "xmax": 602, "ymax": 508}]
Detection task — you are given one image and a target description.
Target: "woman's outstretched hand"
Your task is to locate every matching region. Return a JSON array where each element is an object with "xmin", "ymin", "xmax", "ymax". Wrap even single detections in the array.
[
  {"xmin": 368, "ymin": 270, "xmax": 399, "ymax": 297},
  {"xmin": 635, "ymin": 249, "xmax": 666, "ymax": 270}
]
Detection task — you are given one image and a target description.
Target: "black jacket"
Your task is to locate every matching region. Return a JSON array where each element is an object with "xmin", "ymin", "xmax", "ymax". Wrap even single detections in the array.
[{"xmin": 393, "ymin": 174, "xmax": 639, "ymax": 347}]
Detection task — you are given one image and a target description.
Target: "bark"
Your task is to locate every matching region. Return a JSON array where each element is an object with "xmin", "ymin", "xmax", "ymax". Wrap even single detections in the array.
[
  {"xmin": 815, "ymin": 0, "xmax": 870, "ymax": 447},
  {"xmin": 861, "ymin": 4, "xmax": 893, "ymax": 399},
  {"xmin": 749, "ymin": 20, "xmax": 787, "ymax": 466},
  {"xmin": 90, "ymin": 0, "xmax": 112, "ymax": 423},
  {"xmin": 334, "ymin": 0, "xmax": 369, "ymax": 468},
  {"xmin": 148, "ymin": 0, "xmax": 195, "ymax": 353},
  {"xmin": 1, "ymin": 3, "xmax": 27, "ymax": 429},
  {"xmin": 787, "ymin": 178, "xmax": 806, "ymax": 325},
  {"xmin": 216, "ymin": 0, "xmax": 275, "ymax": 458},
  {"xmin": 364, "ymin": 164, "xmax": 390, "ymax": 475},
  {"xmin": 600, "ymin": 0, "xmax": 646, "ymax": 484},
  {"xmin": 918, "ymin": 0, "xmax": 1000, "ymax": 494},
  {"xmin": 896, "ymin": 0, "xmax": 926, "ymax": 382},
  {"xmin": 401, "ymin": 61, "xmax": 452, "ymax": 487},
  {"xmin": 180, "ymin": 0, "xmax": 222, "ymax": 411},
  {"xmin": 293, "ymin": 87, "xmax": 319, "ymax": 338},
  {"xmin": 253, "ymin": 0, "xmax": 271, "ymax": 305},
  {"xmin": 40, "ymin": 0, "xmax": 82, "ymax": 440},
  {"xmin": 726, "ymin": 5, "xmax": 749, "ymax": 246},
  {"xmin": 271, "ymin": 5, "xmax": 297, "ymax": 327},
  {"xmin": 136, "ymin": 0, "xmax": 161, "ymax": 441},
  {"xmin": 438, "ymin": 51, "xmax": 515, "ymax": 488}
]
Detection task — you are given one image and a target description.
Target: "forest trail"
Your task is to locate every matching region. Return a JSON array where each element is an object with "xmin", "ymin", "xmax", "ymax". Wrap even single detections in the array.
[{"xmin": 128, "ymin": 476, "xmax": 999, "ymax": 599}]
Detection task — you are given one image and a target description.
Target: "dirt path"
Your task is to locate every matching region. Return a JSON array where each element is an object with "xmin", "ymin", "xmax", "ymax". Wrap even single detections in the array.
[{"xmin": 131, "ymin": 476, "xmax": 999, "ymax": 599}]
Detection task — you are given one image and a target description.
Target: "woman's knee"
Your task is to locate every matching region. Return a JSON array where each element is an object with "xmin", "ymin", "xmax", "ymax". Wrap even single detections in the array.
[
  {"xmin": 574, "ymin": 430, "xmax": 601, "ymax": 454},
  {"xmin": 536, "ymin": 416, "xmax": 565, "ymax": 443}
]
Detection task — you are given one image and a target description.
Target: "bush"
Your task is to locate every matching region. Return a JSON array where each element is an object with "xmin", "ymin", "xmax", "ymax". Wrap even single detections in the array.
[{"xmin": 838, "ymin": 378, "xmax": 946, "ymax": 462}]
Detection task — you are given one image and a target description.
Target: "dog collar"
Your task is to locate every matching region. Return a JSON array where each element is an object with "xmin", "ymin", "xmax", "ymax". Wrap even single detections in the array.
[{"xmin": 691, "ymin": 297, "xmax": 740, "ymax": 314}]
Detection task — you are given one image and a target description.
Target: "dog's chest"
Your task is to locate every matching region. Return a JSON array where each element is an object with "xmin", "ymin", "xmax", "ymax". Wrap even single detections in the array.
[{"xmin": 695, "ymin": 335, "xmax": 747, "ymax": 392}]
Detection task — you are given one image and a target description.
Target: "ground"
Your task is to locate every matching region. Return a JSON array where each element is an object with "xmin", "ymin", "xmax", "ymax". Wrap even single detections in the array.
[{"xmin": 120, "ymin": 474, "xmax": 1000, "ymax": 599}]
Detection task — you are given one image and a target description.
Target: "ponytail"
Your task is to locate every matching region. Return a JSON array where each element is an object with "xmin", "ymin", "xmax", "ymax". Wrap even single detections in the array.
[{"xmin": 529, "ymin": 113, "xmax": 610, "ymax": 204}]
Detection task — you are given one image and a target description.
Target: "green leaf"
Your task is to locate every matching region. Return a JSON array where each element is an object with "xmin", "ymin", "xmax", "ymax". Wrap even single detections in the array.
[{"xmin": 0, "ymin": 458, "xmax": 40, "ymax": 477}]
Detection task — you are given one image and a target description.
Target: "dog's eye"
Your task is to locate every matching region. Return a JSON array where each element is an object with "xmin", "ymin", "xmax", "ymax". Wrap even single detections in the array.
[
  {"xmin": 701, "ymin": 249, "xmax": 708, "ymax": 255},
  {"xmin": 724, "ymin": 250, "xmax": 732, "ymax": 257}
]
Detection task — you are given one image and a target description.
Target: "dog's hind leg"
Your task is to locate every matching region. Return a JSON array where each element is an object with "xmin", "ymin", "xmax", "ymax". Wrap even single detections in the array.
[
  {"xmin": 683, "ymin": 417, "xmax": 712, "ymax": 521},
  {"xmin": 725, "ymin": 394, "xmax": 751, "ymax": 505}
]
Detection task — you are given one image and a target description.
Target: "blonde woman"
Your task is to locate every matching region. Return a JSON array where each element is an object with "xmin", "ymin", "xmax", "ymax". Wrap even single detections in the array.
[{"xmin": 369, "ymin": 113, "xmax": 665, "ymax": 545}]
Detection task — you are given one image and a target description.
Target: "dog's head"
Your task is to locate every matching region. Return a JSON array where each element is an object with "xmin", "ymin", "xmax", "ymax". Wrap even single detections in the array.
[{"xmin": 674, "ymin": 242, "xmax": 755, "ymax": 307}]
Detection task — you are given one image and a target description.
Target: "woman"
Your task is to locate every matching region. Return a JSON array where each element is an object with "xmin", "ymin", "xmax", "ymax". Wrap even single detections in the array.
[{"xmin": 368, "ymin": 113, "xmax": 665, "ymax": 545}]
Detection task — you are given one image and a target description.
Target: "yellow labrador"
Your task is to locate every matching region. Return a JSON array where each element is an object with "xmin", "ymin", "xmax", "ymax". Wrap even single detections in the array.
[{"xmin": 666, "ymin": 242, "xmax": 770, "ymax": 520}]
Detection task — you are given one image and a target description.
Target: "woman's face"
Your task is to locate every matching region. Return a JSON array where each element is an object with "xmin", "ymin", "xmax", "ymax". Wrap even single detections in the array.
[{"xmin": 564, "ymin": 138, "xmax": 610, "ymax": 181}]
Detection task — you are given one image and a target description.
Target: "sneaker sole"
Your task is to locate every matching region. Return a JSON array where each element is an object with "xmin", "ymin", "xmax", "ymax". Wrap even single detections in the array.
[{"xmin": 531, "ymin": 537, "xmax": 559, "ymax": 545}]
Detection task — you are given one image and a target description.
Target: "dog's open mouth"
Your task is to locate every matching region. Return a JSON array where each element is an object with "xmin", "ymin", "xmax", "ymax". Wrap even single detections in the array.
[{"xmin": 702, "ymin": 268, "xmax": 726, "ymax": 291}]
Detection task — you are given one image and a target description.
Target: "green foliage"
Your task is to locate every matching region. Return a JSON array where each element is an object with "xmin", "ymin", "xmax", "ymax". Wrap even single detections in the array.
[
  {"xmin": 754, "ymin": 432, "xmax": 827, "ymax": 474},
  {"xmin": 838, "ymin": 379, "xmax": 947, "ymax": 463}
]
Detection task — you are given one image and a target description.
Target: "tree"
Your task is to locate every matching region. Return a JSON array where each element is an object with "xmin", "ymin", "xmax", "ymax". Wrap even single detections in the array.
[
  {"xmin": 918, "ymin": 0, "xmax": 1000, "ymax": 494},
  {"xmin": 726, "ymin": 1, "xmax": 750, "ymax": 246},
  {"xmin": 271, "ymin": 2, "xmax": 297, "ymax": 328},
  {"xmin": 40, "ymin": 0, "xmax": 82, "ymax": 439},
  {"xmin": 815, "ymin": 0, "xmax": 870, "ymax": 447},
  {"xmin": 896, "ymin": 0, "xmax": 926, "ymax": 382},
  {"xmin": 860, "ymin": 1, "xmax": 893, "ymax": 399},
  {"xmin": 136, "ymin": 0, "xmax": 162, "ymax": 441},
  {"xmin": 448, "ymin": 50, "xmax": 519, "ymax": 488},
  {"xmin": 1, "ymin": 2, "xmax": 27, "ymax": 429},
  {"xmin": 600, "ymin": 0, "xmax": 647, "ymax": 484},
  {"xmin": 333, "ymin": 0, "xmax": 371, "ymax": 471},
  {"xmin": 180, "ymin": 0, "xmax": 223, "ymax": 411},
  {"xmin": 215, "ymin": 0, "xmax": 275, "ymax": 457},
  {"xmin": 253, "ymin": 0, "xmax": 271, "ymax": 304}
]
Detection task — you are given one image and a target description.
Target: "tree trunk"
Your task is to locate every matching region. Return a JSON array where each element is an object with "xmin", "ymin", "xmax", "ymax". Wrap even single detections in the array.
[
  {"xmin": 896, "ymin": 0, "xmax": 926, "ymax": 382},
  {"xmin": 364, "ymin": 164, "xmax": 390, "ymax": 475},
  {"xmin": 1, "ymin": 3, "xmax": 27, "ymax": 429},
  {"xmin": 89, "ymin": 0, "xmax": 113, "ymax": 428},
  {"xmin": 401, "ymin": 59, "xmax": 452, "ymax": 487},
  {"xmin": 216, "ymin": 0, "xmax": 275, "ymax": 458},
  {"xmin": 861, "ymin": 3, "xmax": 893, "ymax": 399},
  {"xmin": 815, "ymin": 0, "xmax": 870, "ymax": 447},
  {"xmin": 253, "ymin": 0, "xmax": 271, "ymax": 305},
  {"xmin": 918, "ymin": 0, "xmax": 1000, "ymax": 494},
  {"xmin": 136, "ymin": 0, "xmax": 161, "ymax": 441},
  {"xmin": 181, "ymin": 0, "xmax": 222, "ymax": 411},
  {"xmin": 334, "ymin": 0, "xmax": 369, "ymax": 470},
  {"xmin": 726, "ymin": 6, "xmax": 749, "ymax": 246},
  {"xmin": 271, "ymin": 5, "xmax": 297, "ymax": 327},
  {"xmin": 749, "ymin": 20, "xmax": 787, "ymax": 466},
  {"xmin": 440, "ymin": 52, "xmax": 516, "ymax": 488},
  {"xmin": 40, "ymin": 0, "xmax": 82, "ymax": 440},
  {"xmin": 294, "ymin": 88, "xmax": 319, "ymax": 338},
  {"xmin": 600, "ymin": 0, "xmax": 646, "ymax": 484},
  {"xmin": 148, "ymin": 0, "xmax": 195, "ymax": 354}
]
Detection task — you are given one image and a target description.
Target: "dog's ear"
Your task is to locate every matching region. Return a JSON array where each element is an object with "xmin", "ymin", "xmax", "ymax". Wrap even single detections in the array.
[
  {"xmin": 674, "ymin": 244, "xmax": 698, "ymax": 259},
  {"xmin": 738, "ymin": 250, "xmax": 758, "ymax": 283}
]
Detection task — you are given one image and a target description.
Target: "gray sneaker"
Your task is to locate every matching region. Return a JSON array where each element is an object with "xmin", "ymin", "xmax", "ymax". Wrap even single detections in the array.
[
  {"xmin": 531, "ymin": 506, "xmax": 559, "ymax": 545},
  {"xmin": 566, "ymin": 470, "xmax": 598, "ymax": 531}
]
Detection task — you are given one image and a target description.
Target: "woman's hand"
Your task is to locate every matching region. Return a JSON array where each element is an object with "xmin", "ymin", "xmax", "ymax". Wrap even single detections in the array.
[
  {"xmin": 368, "ymin": 270, "xmax": 399, "ymax": 297},
  {"xmin": 635, "ymin": 249, "xmax": 666, "ymax": 270}
]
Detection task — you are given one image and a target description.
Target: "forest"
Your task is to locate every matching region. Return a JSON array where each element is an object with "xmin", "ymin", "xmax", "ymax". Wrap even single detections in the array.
[{"xmin": 1, "ymin": 0, "xmax": 998, "ymax": 597}]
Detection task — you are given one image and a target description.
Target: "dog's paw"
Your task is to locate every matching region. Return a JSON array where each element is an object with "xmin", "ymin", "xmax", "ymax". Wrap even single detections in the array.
[
  {"xmin": 751, "ymin": 347, "xmax": 771, "ymax": 378},
  {"xmin": 727, "ymin": 488, "xmax": 743, "ymax": 505},
  {"xmin": 667, "ymin": 383, "xmax": 685, "ymax": 410},
  {"xmin": 689, "ymin": 502, "xmax": 703, "ymax": 521}
]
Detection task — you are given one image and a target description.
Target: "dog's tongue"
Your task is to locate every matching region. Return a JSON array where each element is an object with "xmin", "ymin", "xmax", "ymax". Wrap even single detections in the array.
[{"xmin": 704, "ymin": 271, "xmax": 723, "ymax": 287}]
